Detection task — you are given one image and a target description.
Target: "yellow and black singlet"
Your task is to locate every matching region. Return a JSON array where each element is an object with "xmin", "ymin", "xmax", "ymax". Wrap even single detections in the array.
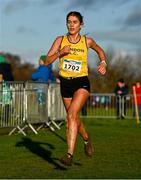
[{"xmin": 59, "ymin": 35, "xmax": 88, "ymax": 78}]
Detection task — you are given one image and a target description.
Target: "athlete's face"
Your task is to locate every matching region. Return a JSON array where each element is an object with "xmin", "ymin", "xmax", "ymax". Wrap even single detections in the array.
[{"xmin": 67, "ymin": 15, "xmax": 82, "ymax": 35}]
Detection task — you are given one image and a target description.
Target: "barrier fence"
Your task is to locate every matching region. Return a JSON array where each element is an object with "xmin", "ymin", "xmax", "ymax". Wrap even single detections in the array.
[
  {"xmin": 0, "ymin": 82, "xmax": 66, "ymax": 135},
  {"xmin": 81, "ymin": 93, "xmax": 138, "ymax": 119},
  {"xmin": 0, "ymin": 81, "xmax": 140, "ymax": 135}
]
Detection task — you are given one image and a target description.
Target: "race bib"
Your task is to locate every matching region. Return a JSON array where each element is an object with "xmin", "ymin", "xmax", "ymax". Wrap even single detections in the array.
[{"xmin": 63, "ymin": 59, "xmax": 82, "ymax": 73}]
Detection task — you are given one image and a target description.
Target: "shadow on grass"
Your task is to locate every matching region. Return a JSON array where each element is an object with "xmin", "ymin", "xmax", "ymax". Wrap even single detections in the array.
[
  {"xmin": 50, "ymin": 130, "xmax": 66, "ymax": 143},
  {"xmin": 15, "ymin": 137, "xmax": 67, "ymax": 170},
  {"xmin": 49, "ymin": 131, "xmax": 83, "ymax": 166}
]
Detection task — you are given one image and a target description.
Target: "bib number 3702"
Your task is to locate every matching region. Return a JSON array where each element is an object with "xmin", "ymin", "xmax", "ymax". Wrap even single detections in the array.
[{"xmin": 63, "ymin": 59, "xmax": 81, "ymax": 73}]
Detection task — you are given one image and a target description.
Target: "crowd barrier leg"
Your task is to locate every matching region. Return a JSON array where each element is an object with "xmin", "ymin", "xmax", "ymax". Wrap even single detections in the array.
[
  {"xmin": 9, "ymin": 125, "xmax": 26, "ymax": 136},
  {"xmin": 28, "ymin": 123, "xmax": 38, "ymax": 134},
  {"xmin": 50, "ymin": 120, "xmax": 61, "ymax": 130},
  {"xmin": 19, "ymin": 123, "xmax": 38, "ymax": 134},
  {"xmin": 36, "ymin": 121, "xmax": 55, "ymax": 132},
  {"xmin": 46, "ymin": 121, "xmax": 55, "ymax": 131}
]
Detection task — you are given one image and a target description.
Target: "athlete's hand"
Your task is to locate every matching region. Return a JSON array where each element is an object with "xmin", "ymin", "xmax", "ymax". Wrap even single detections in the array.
[
  {"xmin": 60, "ymin": 45, "xmax": 71, "ymax": 56},
  {"xmin": 97, "ymin": 63, "xmax": 107, "ymax": 75}
]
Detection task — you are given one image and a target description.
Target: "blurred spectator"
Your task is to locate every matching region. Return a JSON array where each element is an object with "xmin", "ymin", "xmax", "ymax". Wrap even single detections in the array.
[
  {"xmin": 132, "ymin": 82, "xmax": 141, "ymax": 118},
  {"xmin": 0, "ymin": 54, "xmax": 13, "ymax": 122},
  {"xmin": 31, "ymin": 55, "xmax": 56, "ymax": 83},
  {"xmin": 31, "ymin": 55, "xmax": 56, "ymax": 116},
  {"xmin": 114, "ymin": 78, "xmax": 129, "ymax": 119},
  {"xmin": 0, "ymin": 54, "xmax": 14, "ymax": 81},
  {"xmin": 100, "ymin": 96, "xmax": 110, "ymax": 110},
  {"xmin": 0, "ymin": 74, "xmax": 12, "ymax": 122}
]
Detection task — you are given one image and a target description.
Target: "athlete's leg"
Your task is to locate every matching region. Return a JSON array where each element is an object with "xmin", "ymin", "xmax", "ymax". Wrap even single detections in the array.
[
  {"xmin": 78, "ymin": 118, "xmax": 89, "ymax": 140},
  {"xmin": 62, "ymin": 88, "xmax": 89, "ymax": 155},
  {"xmin": 63, "ymin": 98, "xmax": 89, "ymax": 143}
]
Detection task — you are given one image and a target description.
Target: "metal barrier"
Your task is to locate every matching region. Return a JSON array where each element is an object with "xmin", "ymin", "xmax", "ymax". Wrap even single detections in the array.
[
  {"xmin": 25, "ymin": 82, "xmax": 48, "ymax": 122},
  {"xmin": 0, "ymin": 82, "xmax": 26, "ymax": 135},
  {"xmin": 19, "ymin": 82, "xmax": 49, "ymax": 134},
  {"xmin": 24, "ymin": 82, "xmax": 65, "ymax": 132},
  {"xmin": 81, "ymin": 93, "xmax": 136, "ymax": 119},
  {"xmin": 0, "ymin": 82, "xmax": 66, "ymax": 135},
  {"xmin": 48, "ymin": 83, "xmax": 66, "ymax": 130}
]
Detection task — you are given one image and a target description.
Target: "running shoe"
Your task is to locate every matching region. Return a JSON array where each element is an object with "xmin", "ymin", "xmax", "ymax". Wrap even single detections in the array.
[
  {"xmin": 84, "ymin": 138, "xmax": 94, "ymax": 157},
  {"xmin": 60, "ymin": 153, "xmax": 73, "ymax": 166}
]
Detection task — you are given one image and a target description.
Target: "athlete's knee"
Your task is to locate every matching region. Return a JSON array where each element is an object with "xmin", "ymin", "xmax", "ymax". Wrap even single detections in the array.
[{"xmin": 67, "ymin": 109, "xmax": 77, "ymax": 122}]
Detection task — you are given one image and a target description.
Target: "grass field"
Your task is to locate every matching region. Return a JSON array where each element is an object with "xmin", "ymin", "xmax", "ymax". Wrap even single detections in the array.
[{"xmin": 0, "ymin": 118, "xmax": 141, "ymax": 179}]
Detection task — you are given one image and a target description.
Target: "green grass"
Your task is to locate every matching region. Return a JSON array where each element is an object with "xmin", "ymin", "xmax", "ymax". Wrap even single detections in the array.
[{"xmin": 0, "ymin": 118, "xmax": 141, "ymax": 179}]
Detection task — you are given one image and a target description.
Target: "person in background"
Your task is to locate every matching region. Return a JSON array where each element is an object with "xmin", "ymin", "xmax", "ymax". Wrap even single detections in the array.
[
  {"xmin": 31, "ymin": 55, "xmax": 56, "ymax": 82},
  {"xmin": 132, "ymin": 82, "xmax": 141, "ymax": 118},
  {"xmin": 114, "ymin": 78, "xmax": 129, "ymax": 119},
  {"xmin": 31, "ymin": 55, "xmax": 56, "ymax": 117},
  {"xmin": 0, "ymin": 73, "xmax": 12, "ymax": 123},
  {"xmin": 0, "ymin": 54, "xmax": 14, "ymax": 81},
  {"xmin": 45, "ymin": 11, "xmax": 107, "ymax": 166},
  {"xmin": 0, "ymin": 54, "xmax": 13, "ymax": 122}
]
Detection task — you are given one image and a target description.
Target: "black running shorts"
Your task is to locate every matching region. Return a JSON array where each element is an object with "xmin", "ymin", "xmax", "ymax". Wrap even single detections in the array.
[{"xmin": 59, "ymin": 76, "xmax": 90, "ymax": 98}]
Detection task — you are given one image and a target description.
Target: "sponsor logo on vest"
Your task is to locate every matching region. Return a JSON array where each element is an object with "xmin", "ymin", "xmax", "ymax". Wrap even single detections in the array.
[{"xmin": 70, "ymin": 48, "xmax": 84, "ymax": 55}]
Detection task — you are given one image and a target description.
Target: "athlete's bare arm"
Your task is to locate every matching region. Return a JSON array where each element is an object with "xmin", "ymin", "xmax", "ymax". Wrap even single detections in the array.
[
  {"xmin": 44, "ymin": 36, "xmax": 61, "ymax": 65},
  {"xmin": 45, "ymin": 36, "xmax": 71, "ymax": 66},
  {"xmin": 87, "ymin": 37, "xmax": 106, "ymax": 61},
  {"xmin": 86, "ymin": 37, "xmax": 107, "ymax": 75}
]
